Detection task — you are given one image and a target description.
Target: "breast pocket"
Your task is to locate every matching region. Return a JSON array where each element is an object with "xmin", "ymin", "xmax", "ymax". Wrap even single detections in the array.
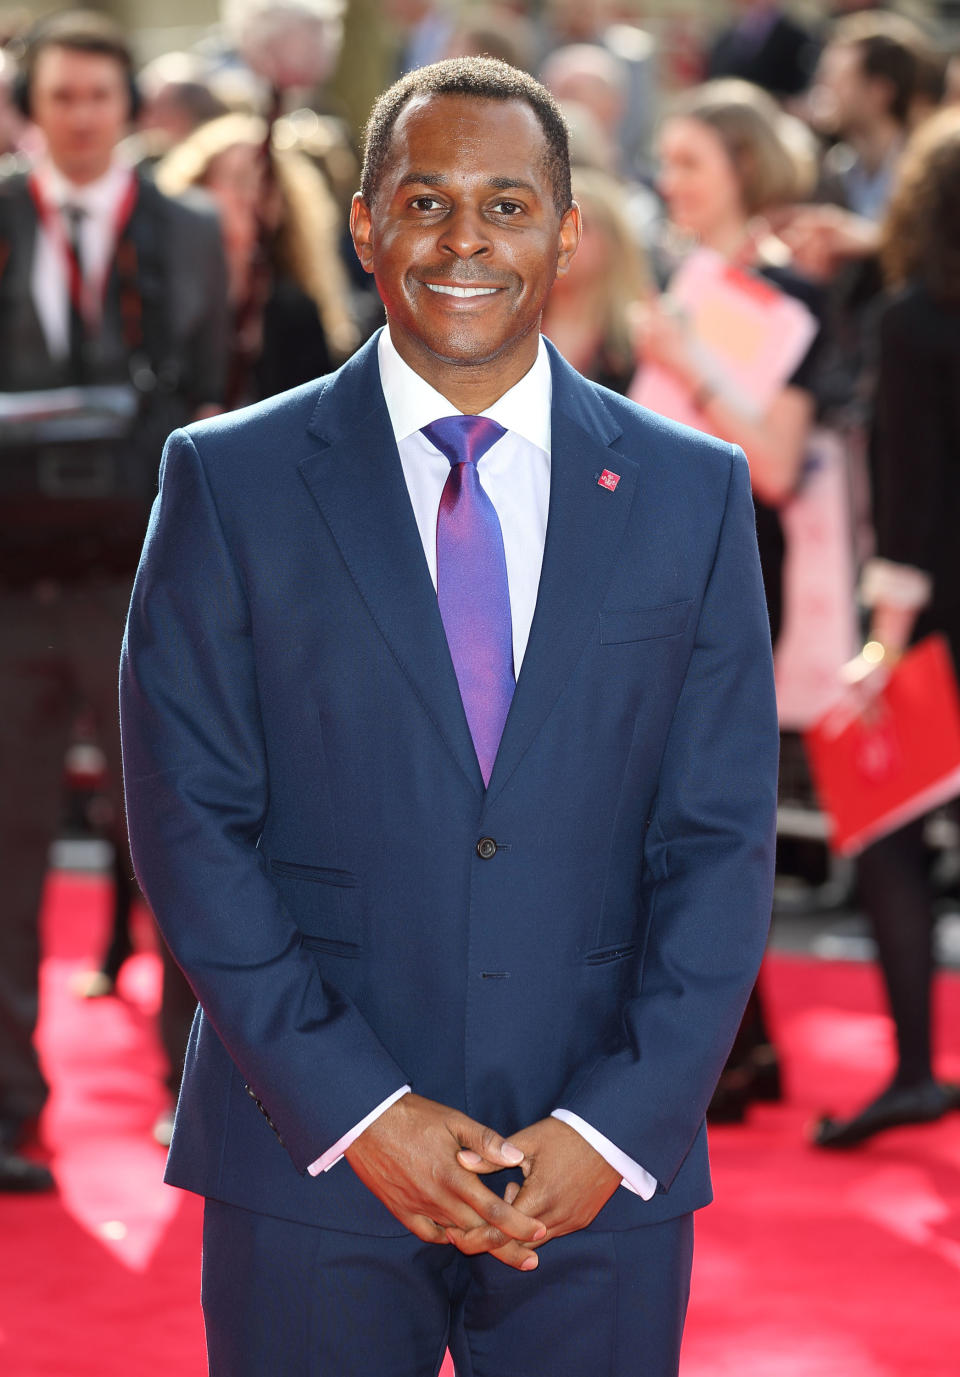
[
  {"xmin": 599, "ymin": 600, "xmax": 694, "ymax": 645},
  {"xmin": 268, "ymin": 859, "xmax": 362, "ymax": 953}
]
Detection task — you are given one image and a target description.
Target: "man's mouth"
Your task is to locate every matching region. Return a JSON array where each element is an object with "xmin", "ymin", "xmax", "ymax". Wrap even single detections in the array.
[{"xmin": 425, "ymin": 284, "xmax": 500, "ymax": 298}]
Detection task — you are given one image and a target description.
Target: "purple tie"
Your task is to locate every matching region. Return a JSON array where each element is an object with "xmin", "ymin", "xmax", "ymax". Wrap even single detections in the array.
[{"xmin": 423, "ymin": 415, "xmax": 514, "ymax": 787}]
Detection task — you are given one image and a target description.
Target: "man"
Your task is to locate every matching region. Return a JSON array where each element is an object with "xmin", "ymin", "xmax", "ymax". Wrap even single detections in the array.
[
  {"xmin": 121, "ymin": 59, "xmax": 778, "ymax": 1376},
  {"xmin": 706, "ymin": 0, "xmax": 819, "ymax": 102},
  {"xmin": 0, "ymin": 11, "xmax": 227, "ymax": 1191},
  {"xmin": 812, "ymin": 11, "xmax": 931, "ymax": 220}
]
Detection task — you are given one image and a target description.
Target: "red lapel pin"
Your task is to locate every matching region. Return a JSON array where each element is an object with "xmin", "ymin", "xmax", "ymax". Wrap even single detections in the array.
[{"xmin": 598, "ymin": 469, "xmax": 620, "ymax": 492}]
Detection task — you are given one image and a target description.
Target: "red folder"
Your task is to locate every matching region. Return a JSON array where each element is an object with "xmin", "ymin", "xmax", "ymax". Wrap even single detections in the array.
[{"xmin": 804, "ymin": 635, "xmax": 960, "ymax": 855}]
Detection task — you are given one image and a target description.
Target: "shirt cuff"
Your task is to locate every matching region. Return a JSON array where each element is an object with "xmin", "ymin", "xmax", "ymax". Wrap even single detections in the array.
[
  {"xmin": 551, "ymin": 1109, "xmax": 658, "ymax": 1200},
  {"xmin": 859, "ymin": 558, "xmax": 933, "ymax": 612},
  {"xmin": 307, "ymin": 1085, "xmax": 411, "ymax": 1177}
]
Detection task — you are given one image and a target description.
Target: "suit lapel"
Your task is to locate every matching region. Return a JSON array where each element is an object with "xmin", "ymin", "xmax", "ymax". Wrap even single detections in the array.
[
  {"xmin": 485, "ymin": 345, "xmax": 638, "ymax": 802},
  {"xmin": 298, "ymin": 336, "xmax": 485, "ymax": 794},
  {"xmin": 297, "ymin": 336, "xmax": 639, "ymax": 802},
  {"xmin": 4, "ymin": 183, "xmax": 56, "ymax": 375}
]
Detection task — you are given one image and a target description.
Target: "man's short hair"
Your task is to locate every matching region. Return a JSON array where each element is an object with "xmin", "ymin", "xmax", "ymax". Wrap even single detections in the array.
[
  {"xmin": 16, "ymin": 9, "xmax": 138, "ymax": 118},
  {"xmin": 21, "ymin": 9, "xmax": 135, "ymax": 78},
  {"xmin": 830, "ymin": 11, "xmax": 932, "ymax": 127},
  {"xmin": 360, "ymin": 58, "xmax": 572, "ymax": 216}
]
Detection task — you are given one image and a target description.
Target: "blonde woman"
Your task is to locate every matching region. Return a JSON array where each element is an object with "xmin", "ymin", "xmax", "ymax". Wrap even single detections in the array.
[
  {"xmin": 634, "ymin": 78, "xmax": 822, "ymax": 644},
  {"xmin": 156, "ymin": 112, "xmax": 358, "ymax": 408},
  {"xmin": 541, "ymin": 166, "xmax": 650, "ymax": 394}
]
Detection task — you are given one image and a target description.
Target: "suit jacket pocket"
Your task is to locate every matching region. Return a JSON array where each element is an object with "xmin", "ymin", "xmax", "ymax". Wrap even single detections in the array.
[
  {"xmin": 299, "ymin": 934, "xmax": 361, "ymax": 959},
  {"xmin": 583, "ymin": 941, "xmax": 637, "ymax": 967},
  {"xmin": 599, "ymin": 601, "xmax": 693, "ymax": 645},
  {"xmin": 268, "ymin": 858, "xmax": 362, "ymax": 945}
]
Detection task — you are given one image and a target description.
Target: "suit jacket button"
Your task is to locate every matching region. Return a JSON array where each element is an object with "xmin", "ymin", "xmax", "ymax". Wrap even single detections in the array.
[{"xmin": 476, "ymin": 837, "xmax": 497, "ymax": 860}]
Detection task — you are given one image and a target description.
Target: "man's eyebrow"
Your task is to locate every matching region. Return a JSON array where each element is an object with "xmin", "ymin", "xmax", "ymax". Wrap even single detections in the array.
[
  {"xmin": 398, "ymin": 172, "xmax": 540, "ymax": 194},
  {"xmin": 486, "ymin": 175, "xmax": 538, "ymax": 194},
  {"xmin": 398, "ymin": 171, "xmax": 449, "ymax": 188}
]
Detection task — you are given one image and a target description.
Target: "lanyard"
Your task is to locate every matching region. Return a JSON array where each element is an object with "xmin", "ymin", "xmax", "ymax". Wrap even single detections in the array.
[{"xmin": 28, "ymin": 169, "xmax": 139, "ymax": 327}]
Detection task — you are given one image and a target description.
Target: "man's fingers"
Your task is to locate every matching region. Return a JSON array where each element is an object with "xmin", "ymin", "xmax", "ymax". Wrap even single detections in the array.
[
  {"xmin": 500, "ymin": 1177, "xmax": 560, "ymax": 1234},
  {"xmin": 503, "ymin": 1179, "xmax": 520, "ymax": 1205},
  {"xmin": 407, "ymin": 1214, "xmax": 453, "ymax": 1245},
  {"xmin": 463, "ymin": 1177, "xmax": 547, "ymax": 1240},
  {"xmin": 453, "ymin": 1117, "xmax": 524, "ymax": 1168},
  {"xmin": 455, "ymin": 1148, "xmax": 511, "ymax": 1174},
  {"xmin": 344, "ymin": 1096, "xmax": 543, "ymax": 1245},
  {"xmin": 417, "ymin": 1174, "xmax": 544, "ymax": 1243},
  {"xmin": 445, "ymin": 1227, "xmax": 539, "ymax": 1271},
  {"xmin": 456, "ymin": 1149, "xmax": 489, "ymax": 1171},
  {"xmin": 445, "ymin": 1223, "xmax": 507, "ymax": 1255}
]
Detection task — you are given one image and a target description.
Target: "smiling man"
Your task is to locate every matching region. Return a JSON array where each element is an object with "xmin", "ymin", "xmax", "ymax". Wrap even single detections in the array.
[{"xmin": 120, "ymin": 59, "xmax": 779, "ymax": 1377}]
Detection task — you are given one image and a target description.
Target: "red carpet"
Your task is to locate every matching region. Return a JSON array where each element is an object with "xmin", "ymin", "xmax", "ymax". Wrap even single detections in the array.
[{"xmin": 1, "ymin": 873, "xmax": 958, "ymax": 1376}]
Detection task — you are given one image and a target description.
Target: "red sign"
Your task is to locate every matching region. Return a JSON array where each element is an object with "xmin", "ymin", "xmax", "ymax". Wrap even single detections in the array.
[{"xmin": 598, "ymin": 469, "xmax": 620, "ymax": 492}]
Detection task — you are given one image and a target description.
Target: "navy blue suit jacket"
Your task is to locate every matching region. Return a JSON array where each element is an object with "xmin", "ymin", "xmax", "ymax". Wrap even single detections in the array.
[{"xmin": 120, "ymin": 332, "xmax": 779, "ymax": 1236}]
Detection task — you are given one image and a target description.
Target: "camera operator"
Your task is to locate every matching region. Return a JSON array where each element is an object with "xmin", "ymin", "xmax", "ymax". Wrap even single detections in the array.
[{"xmin": 0, "ymin": 10, "xmax": 228, "ymax": 1191}]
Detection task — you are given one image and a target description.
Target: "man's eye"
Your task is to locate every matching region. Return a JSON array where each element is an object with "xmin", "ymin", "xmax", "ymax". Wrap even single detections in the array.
[
  {"xmin": 492, "ymin": 201, "xmax": 523, "ymax": 216},
  {"xmin": 411, "ymin": 197, "xmax": 443, "ymax": 211}
]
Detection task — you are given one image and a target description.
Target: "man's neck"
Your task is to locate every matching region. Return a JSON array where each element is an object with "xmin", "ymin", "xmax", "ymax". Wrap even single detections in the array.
[
  {"xmin": 45, "ymin": 155, "xmax": 117, "ymax": 191},
  {"xmin": 388, "ymin": 323, "xmax": 542, "ymax": 415},
  {"xmin": 849, "ymin": 118, "xmax": 902, "ymax": 177}
]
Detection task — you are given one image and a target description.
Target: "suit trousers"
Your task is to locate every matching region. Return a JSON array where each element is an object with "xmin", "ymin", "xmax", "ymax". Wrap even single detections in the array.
[
  {"xmin": 202, "ymin": 1197, "xmax": 694, "ymax": 1377},
  {"xmin": 0, "ymin": 575, "xmax": 201, "ymax": 1126},
  {"xmin": 0, "ymin": 576, "xmax": 133, "ymax": 1124}
]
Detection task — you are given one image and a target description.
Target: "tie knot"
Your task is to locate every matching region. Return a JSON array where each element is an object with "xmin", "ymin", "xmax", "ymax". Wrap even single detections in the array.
[{"xmin": 422, "ymin": 415, "xmax": 506, "ymax": 469}]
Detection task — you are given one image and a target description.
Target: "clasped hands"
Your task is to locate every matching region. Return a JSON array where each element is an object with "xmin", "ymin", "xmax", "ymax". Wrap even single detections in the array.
[{"xmin": 344, "ymin": 1093, "xmax": 621, "ymax": 1272}]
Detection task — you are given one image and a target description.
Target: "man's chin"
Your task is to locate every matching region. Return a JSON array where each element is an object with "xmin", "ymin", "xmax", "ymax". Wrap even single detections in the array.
[
  {"xmin": 53, "ymin": 152, "xmax": 114, "ymax": 182},
  {"xmin": 400, "ymin": 322, "xmax": 539, "ymax": 370}
]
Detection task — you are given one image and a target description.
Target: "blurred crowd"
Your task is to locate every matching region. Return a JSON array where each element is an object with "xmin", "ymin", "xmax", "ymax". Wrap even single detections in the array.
[{"xmin": 2, "ymin": 0, "xmax": 960, "ymax": 1191}]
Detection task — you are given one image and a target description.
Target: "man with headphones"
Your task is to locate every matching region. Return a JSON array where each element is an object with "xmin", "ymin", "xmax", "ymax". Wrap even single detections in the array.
[{"xmin": 0, "ymin": 10, "xmax": 229, "ymax": 1191}]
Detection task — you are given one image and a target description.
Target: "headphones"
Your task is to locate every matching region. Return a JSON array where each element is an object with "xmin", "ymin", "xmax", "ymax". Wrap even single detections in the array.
[{"xmin": 13, "ymin": 10, "xmax": 142, "ymax": 122}]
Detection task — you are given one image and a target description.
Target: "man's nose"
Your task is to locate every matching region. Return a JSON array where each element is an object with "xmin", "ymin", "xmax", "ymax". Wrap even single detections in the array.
[{"xmin": 437, "ymin": 205, "xmax": 491, "ymax": 258}]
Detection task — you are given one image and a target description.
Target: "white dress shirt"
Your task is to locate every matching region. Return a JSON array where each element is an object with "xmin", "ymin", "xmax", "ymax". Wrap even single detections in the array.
[
  {"xmin": 30, "ymin": 159, "xmax": 134, "ymax": 358},
  {"xmin": 308, "ymin": 327, "xmax": 656, "ymax": 1201}
]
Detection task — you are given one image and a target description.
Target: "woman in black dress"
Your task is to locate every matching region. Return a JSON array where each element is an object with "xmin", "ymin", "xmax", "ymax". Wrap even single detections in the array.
[{"xmin": 813, "ymin": 107, "xmax": 960, "ymax": 1146}]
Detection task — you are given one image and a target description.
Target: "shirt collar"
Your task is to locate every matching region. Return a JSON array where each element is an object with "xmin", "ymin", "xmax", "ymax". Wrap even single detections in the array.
[
  {"xmin": 378, "ymin": 325, "xmax": 552, "ymax": 455},
  {"xmin": 38, "ymin": 158, "xmax": 132, "ymax": 220}
]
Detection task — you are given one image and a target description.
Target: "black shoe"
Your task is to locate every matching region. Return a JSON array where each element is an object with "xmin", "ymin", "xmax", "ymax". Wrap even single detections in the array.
[
  {"xmin": 811, "ymin": 1080, "xmax": 960, "ymax": 1149},
  {"xmin": 749, "ymin": 1044, "xmax": 783, "ymax": 1103},
  {"xmin": 707, "ymin": 1067, "xmax": 752, "ymax": 1124},
  {"xmin": 0, "ymin": 1150, "xmax": 55, "ymax": 1192}
]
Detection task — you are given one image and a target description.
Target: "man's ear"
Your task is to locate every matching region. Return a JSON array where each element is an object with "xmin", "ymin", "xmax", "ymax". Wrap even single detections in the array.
[
  {"xmin": 349, "ymin": 192, "xmax": 375, "ymax": 274},
  {"xmin": 555, "ymin": 201, "xmax": 582, "ymax": 280}
]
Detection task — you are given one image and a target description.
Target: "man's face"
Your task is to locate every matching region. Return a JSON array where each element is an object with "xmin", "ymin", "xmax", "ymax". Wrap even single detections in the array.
[
  {"xmin": 29, "ymin": 45, "xmax": 130, "ymax": 183},
  {"xmin": 351, "ymin": 94, "xmax": 580, "ymax": 394},
  {"xmin": 812, "ymin": 43, "xmax": 884, "ymax": 138}
]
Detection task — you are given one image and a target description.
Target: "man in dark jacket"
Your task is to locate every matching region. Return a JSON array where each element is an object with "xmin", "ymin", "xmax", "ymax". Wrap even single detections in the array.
[
  {"xmin": 120, "ymin": 57, "xmax": 778, "ymax": 1375},
  {"xmin": 0, "ymin": 10, "xmax": 228, "ymax": 1191},
  {"xmin": 707, "ymin": 0, "xmax": 819, "ymax": 100}
]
